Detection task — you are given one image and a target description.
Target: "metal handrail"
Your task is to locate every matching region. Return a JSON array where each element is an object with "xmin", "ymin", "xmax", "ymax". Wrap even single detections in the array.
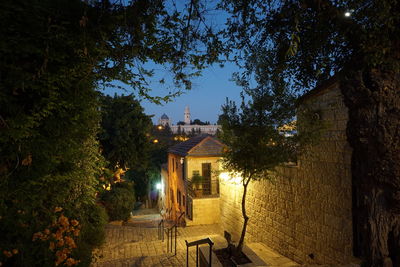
[
  {"xmin": 164, "ymin": 223, "xmax": 177, "ymax": 255},
  {"xmin": 185, "ymin": 238, "xmax": 214, "ymax": 267},
  {"xmin": 186, "ymin": 179, "xmax": 220, "ymax": 198},
  {"xmin": 158, "ymin": 219, "xmax": 164, "ymax": 241},
  {"xmin": 177, "ymin": 211, "xmax": 185, "ymax": 227}
]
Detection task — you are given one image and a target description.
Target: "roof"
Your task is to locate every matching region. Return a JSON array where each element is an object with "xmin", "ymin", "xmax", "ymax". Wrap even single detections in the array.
[
  {"xmin": 297, "ymin": 75, "xmax": 341, "ymax": 105},
  {"xmin": 168, "ymin": 134, "xmax": 223, "ymax": 157},
  {"xmin": 161, "ymin": 113, "xmax": 169, "ymax": 119}
]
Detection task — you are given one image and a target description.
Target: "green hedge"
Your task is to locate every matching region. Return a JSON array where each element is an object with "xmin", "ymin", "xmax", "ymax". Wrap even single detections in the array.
[{"xmin": 100, "ymin": 182, "xmax": 135, "ymax": 221}]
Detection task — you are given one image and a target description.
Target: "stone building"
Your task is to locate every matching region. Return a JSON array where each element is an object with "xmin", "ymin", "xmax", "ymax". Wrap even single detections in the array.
[
  {"xmin": 161, "ymin": 78, "xmax": 355, "ymax": 265},
  {"xmin": 219, "ymin": 78, "xmax": 355, "ymax": 265},
  {"xmin": 163, "ymin": 134, "xmax": 223, "ymax": 225},
  {"xmin": 158, "ymin": 113, "xmax": 171, "ymax": 126},
  {"xmin": 158, "ymin": 106, "xmax": 222, "ymax": 135}
]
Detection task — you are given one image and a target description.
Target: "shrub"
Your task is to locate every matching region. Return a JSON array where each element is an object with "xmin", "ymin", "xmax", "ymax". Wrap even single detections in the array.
[
  {"xmin": 73, "ymin": 203, "xmax": 108, "ymax": 266},
  {"xmin": 100, "ymin": 182, "xmax": 135, "ymax": 221}
]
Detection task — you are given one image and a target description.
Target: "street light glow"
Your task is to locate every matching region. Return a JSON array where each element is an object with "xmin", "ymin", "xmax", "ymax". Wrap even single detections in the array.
[
  {"xmin": 344, "ymin": 11, "xmax": 351, "ymax": 17},
  {"xmin": 156, "ymin": 182, "xmax": 162, "ymax": 190}
]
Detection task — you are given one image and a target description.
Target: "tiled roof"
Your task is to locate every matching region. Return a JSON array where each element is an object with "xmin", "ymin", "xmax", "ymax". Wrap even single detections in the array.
[{"xmin": 168, "ymin": 134, "xmax": 223, "ymax": 157}]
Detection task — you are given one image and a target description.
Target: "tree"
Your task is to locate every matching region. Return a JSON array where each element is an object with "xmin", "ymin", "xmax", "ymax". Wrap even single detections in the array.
[
  {"xmin": 221, "ymin": 0, "xmax": 400, "ymax": 265},
  {"xmin": 0, "ymin": 0, "xmax": 222, "ymax": 265},
  {"xmin": 177, "ymin": 121, "xmax": 186, "ymax": 125},
  {"xmin": 219, "ymin": 88, "xmax": 299, "ymax": 256},
  {"xmin": 99, "ymin": 94, "xmax": 152, "ymax": 170}
]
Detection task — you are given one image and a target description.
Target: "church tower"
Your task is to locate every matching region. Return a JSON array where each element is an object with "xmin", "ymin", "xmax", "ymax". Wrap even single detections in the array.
[{"xmin": 184, "ymin": 106, "xmax": 191, "ymax": 125}]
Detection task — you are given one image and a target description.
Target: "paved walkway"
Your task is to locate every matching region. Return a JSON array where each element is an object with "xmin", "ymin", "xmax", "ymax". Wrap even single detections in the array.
[{"xmin": 92, "ymin": 208, "xmax": 299, "ymax": 267}]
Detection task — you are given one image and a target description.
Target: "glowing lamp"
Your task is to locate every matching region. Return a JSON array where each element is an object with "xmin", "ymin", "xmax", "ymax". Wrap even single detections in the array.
[{"xmin": 156, "ymin": 182, "xmax": 162, "ymax": 190}]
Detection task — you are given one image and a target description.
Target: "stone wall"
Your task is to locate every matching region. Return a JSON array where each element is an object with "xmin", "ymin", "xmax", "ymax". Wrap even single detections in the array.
[
  {"xmin": 219, "ymin": 83, "xmax": 354, "ymax": 264},
  {"xmin": 187, "ymin": 197, "xmax": 220, "ymax": 226}
]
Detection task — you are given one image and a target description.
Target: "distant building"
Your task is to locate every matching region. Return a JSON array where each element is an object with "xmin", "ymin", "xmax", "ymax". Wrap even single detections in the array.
[
  {"xmin": 157, "ymin": 106, "xmax": 221, "ymax": 135},
  {"xmin": 158, "ymin": 113, "xmax": 171, "ymax": 126},
  {"xmin": 163, "ymin": 134, "xmax": 223, "ymax": 225},
  {"xmin": 184, "ymin": 106, "xmax": 190, "ymax": 125}
]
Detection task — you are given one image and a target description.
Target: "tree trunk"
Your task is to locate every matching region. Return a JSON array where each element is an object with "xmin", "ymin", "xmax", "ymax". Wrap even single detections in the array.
[
  {"xmin": 236, "ymin": 176, "xmax": 251, "ymax": 255},
  {"xmin": 341, "ymin": 69, "xmax": 400, "ymax": 267}
]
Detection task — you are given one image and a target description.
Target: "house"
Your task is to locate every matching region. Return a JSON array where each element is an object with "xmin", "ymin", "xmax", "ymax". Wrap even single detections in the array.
[{"xmin": 163, "ymin": 134, "xmax": 223, "ymax": 225}]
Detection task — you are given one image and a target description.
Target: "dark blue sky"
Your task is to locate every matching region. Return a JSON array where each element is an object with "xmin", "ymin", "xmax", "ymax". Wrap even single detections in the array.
[
  {"xmin": 104, "ymin": 61, "xmax": 245, "ymax": 125},
  {"xmin": 103, "ymin": 2, "xmax": 247, "ymax": 125}
]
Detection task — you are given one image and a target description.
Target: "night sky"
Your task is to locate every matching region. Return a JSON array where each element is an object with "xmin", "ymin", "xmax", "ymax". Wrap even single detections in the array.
[{"xmin": 104, "ymin": 61, "xmax": 245, "ymax": 125}]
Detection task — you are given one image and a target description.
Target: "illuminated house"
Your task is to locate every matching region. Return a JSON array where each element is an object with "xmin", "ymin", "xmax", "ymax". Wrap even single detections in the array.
[{"xmin": 164, "ymin": 134, "xmax": 223, "ymax": 225}]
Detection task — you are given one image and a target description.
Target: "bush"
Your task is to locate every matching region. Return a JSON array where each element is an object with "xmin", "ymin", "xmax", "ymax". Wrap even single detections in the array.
[
  {"xmin": 73, "ymin": 203, "xmax": 108, "ymax": 266},
  {"xmin": 100, "ymin": 182, "xmax": 135, "ymax": 221}
]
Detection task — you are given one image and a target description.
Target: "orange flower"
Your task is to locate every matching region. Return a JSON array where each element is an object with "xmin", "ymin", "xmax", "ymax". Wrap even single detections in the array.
[
  {"xmin": 64, "ymin": 236, "xmax": 76, "ymax": 249},
  {"xmin": 58, "ymin": 214, "xmax": 69, "ymax": 227},
  {"xmin": 70, "ymin": 219, "xmax": 79, "ymax": 226},
  {"xmin": 44, "ymin": 229, "xmax": 50, "ymax": 235},
  {"xmin": 55, "ymin": 229, "xmax": 63, "ymax": 240},
  {"xmin": 65, "ymin": 258, "xmax": 80, "ymax": 266},
  {"xmin": 57, "ymin": 239, "xmax": 64, "ymax": 247},
  {"xmin": 54, "ymin": 207, "xmax": 63, "ymax": 212},
  {"xmin": 49, "ymin": 242, "xmax": 55, "ymax": 251},
  {"xmin": 11, "ymin": 249, "xmax": 18, "ymax": 255},
  {"xmin": 73, "ymin": 229, "xmax": 80, "ymax": 237}
]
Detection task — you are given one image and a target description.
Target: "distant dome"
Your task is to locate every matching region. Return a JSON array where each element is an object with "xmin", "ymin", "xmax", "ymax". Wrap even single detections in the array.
[{"xmin": 161, "ymin": 114, "xmax": 169, "ymax": 119}]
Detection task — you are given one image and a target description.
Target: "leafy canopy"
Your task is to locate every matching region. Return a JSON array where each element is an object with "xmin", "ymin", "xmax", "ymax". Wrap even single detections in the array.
[
  {"xmin": 99, "ymin": 94, "xmax": 152, "ymax": 170},
  {"xmin": 220, "ymin": 0, "xmax": 400, "ymax": 93}
]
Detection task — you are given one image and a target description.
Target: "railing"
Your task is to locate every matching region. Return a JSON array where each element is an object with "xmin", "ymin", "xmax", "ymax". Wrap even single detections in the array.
[
  {"xmin": 165, "ymin": 224, "xmax": 177, "ymax": 255},
  {"xmin": 158, "ymin": 219, "xmax": 164, "ymax": 241},
  {"xmin": 177, "ymin": 211, "xmax": 185, "ymax": 227},
  {"xmin": 185, "ymin": 238, "xmax": 214, "ymax": 267},
  {"xmin": 186, "ymin": 179, "xmax": 220, "ymax": 198},
  {"xmin": 159, "ymin": 210, "xmax": 185, "ymax": 255}
]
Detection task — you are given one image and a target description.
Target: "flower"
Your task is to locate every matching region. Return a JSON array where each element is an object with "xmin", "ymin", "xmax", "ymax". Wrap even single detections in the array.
[
  {"xmin": 54, "ymin": 207, "xmax": 63, "ymax": 212},
  {"xmin": 49, "ymin": 242, "xmax": 55, "ymax": 251},
  {"xmin": 73, "ymin": 229, "xmax": 80, "ymax": 237},
  {"xmin": 65, "ymin": 257, "xmax": 80, "ymax": 266},
  {"xmin": 58, "ymin": 214, "xmax": 69, "ymax": 227},
  {"xmin": 12, "ymin": 249, "xmax": 18, "ymax": 255},
  {"xmin": 70, "ymin": 219, "xmax": 79, "ymax": 227}
]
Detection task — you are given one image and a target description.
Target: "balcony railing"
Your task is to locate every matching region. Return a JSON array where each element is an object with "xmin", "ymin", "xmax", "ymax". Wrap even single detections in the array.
[{"xmin": 186, "ymin": 178, "xmax": 219, "ymax": 198}]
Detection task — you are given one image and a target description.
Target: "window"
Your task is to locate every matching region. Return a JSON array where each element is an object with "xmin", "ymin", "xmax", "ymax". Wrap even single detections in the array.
[
  {"xmin": 202, "ymin": 163, "xmax": 212, "ymax": 195},
  {"xmin": 172, "ymin": 158, "xmax": 175, "ymax": 172},
  {"xmin": 182, "ymin": 195, "xmax": 185, "ymax": 207},
  {"xmin": 176, "ymin": 161, "xmax": 179, "ymax": 172},
  {"xmin": 192, "ymin": 170, "xmax": 200, "ymax": 177}
]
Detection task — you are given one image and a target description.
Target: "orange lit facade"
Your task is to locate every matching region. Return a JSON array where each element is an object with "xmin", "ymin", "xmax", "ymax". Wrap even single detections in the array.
[{"xmin": 162, "ymin": 135, "xmax": 223, "ymax": 225}]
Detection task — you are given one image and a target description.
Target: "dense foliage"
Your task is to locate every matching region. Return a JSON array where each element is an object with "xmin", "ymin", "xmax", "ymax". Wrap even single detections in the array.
[
  {"xmin": 99, "ymin": 95, "xmax": 152, "ymax": 170},
  {"xmin": 0, "ymin": 0, "xmax": 221, "ymax": 266},
  {"xmin": 99, "ymin": 182, "xmax": 135, "ymax": 221}
]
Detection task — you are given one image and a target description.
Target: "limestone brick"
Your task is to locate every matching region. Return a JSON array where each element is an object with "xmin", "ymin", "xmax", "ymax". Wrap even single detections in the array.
[{"xmin": 219, "ymin": 85, "xmax": 353, "ymax": 265}]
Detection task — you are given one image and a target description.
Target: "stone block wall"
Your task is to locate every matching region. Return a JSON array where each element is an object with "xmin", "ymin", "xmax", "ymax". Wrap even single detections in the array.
[
  {"xmin": 187, "ymin": 197, "xmax": 220, "ymax": 226},
  {"xmin": 219, "ymin": 84, "xmax": 354, "ymax": 264}
]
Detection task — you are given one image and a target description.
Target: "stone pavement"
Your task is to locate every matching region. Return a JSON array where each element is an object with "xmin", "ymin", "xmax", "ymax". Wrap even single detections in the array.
[{"xmin": 91, "ymin": 208, "xmax": 299, "ymax": 267}]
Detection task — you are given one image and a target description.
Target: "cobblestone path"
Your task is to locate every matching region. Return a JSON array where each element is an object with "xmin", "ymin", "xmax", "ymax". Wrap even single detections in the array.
[{"xmin": 92, "ymin": 212, "xmax": 225, "ymax": 267}]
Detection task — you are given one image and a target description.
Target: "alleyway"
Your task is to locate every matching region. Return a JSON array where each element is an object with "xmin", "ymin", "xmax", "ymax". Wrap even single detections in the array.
[{"xmin": 92, "ymin": 207, "xmax": 299, "ymax": 267}]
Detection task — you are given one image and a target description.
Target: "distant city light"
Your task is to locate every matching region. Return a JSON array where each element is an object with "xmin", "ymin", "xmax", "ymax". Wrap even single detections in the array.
[{"xmin": 344, "ymin": 9, "xmax": 353, "ymax": 17}]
